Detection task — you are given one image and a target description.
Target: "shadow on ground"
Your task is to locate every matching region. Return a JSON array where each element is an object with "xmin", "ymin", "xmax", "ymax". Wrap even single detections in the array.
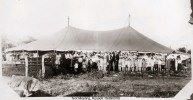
[
  {"xmin": 66, "ymin": 92, "xmax": 98, "ymax": 97},
  {"xmin": 29, "ymin": 90, "xmax": 53, "ymax": 97}
]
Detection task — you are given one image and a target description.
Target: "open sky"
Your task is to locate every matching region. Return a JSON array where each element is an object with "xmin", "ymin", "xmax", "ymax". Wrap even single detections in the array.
[{"xmin": 0, "ymin": 0, "xmax": 193, "ymax": 49}]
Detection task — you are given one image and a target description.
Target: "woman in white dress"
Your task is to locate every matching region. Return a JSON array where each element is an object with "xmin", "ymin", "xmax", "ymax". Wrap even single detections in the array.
[
  {"xmin": 127, "ymin": 58, "xmax": 132, "ymax": 71},
  {"xmin": 118, "ymin": 55, "xmax": 122, "ymax": 72},
  {"xmin": 122, "ymin": 56, "xmax": 126, "ymax": 72}
]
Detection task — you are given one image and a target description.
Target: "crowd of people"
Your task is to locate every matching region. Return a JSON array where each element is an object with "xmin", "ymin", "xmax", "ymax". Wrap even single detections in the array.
[
  {"xmin": 4, "ymin": 50, "xmax": 189, "ymax": 77},
  {"xmin": 42, "ymin": 50, "xmax": 187, "ymax": 75}
]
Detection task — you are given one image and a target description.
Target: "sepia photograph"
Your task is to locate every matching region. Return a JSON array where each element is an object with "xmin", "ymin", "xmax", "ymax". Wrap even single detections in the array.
[{"xmin": 1, "ymin": 0, "xmax": 193, "ymax": 99}]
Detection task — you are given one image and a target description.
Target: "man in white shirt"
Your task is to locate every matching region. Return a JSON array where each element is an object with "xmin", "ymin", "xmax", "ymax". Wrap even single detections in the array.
[
  {"xmin": 78, "ymin": 55, "xmax": 83, "ymax": 73},
  {"xmin": 150, "ymin": 57, "xmax": 155, "ymax": 71},
  {"xmin": 91, "ymin": 54, "xmax": 99, "ymax": 70},
  {"xmin": 158, "ymin": 59, "xmax": 162, "ymax": 72},
  {"xmin": 138, "ymin": 58, "xmax": 142, "ymax": 72},
  {"xmin": 142, "ymin": 58, "xmax": 146, "ymax": 72},
  {"xmin": 176, "ymin": 56, "xmax": 182, "ymax": 71}
]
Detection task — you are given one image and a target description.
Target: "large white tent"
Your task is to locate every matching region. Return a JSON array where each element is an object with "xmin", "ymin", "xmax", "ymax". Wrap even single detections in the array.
[{"xmin": 6, "ymin": 26, "xmax": 173, "ymax": 53}]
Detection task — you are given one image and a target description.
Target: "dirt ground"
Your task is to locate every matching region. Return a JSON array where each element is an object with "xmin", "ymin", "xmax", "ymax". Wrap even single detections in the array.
[
  {"xmin": 2, "ymin": 65, "xmax": 191, "ymax": 98},
  {"xmin": 36, "ymin": 71, "xmax": 191, "ymax": 97}
]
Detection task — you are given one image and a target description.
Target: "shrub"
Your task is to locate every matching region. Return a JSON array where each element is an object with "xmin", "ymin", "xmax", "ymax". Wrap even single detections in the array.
[{"xmin": 2, "ymin": 65, "xmax": 25, "ymax": 76}]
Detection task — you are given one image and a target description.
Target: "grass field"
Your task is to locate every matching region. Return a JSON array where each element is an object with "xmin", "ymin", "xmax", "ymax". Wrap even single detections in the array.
[
  {"xmin": 38, "ymin": 71, "xmax": 190, "ymax": 97},
  {"xmin": 2, "ymin": 64, "xmax": 191, "ymax": 98},
  {"xmin": 2, "ymin": 64, "xmax": 25, "ymax": 76}
]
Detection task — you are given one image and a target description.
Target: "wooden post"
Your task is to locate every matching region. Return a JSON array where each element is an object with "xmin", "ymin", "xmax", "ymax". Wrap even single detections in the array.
[
  {"xmin": 36, "ymin": 50, "xmax": 39, "ymax": 67},
  {"xmin": 42, "ymin": 55, "xmax": 45, "ymax": 78},
  {"xmin": 12, "ymin": 51, "xmax": 15, "ymax": 67},
  {"xmin": 22, "ymin": 50, "xmax": 24, "ymax": 64},
  {"xmin": 166, "ymin": 53, "xmax": 170, "ymax": 77},
  {"xmin": 25, "ymin": 55, "xmax": 28, "ymax": 77},
  {"xmin": 11, "ymin": 51, "xmax": 14, "ymax": 67}
]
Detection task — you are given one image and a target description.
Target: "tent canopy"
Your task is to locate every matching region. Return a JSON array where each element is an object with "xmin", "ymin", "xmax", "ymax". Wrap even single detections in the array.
[{"xmin": 6, "ymin": 26, "xmax": 173, "ymax": 53}]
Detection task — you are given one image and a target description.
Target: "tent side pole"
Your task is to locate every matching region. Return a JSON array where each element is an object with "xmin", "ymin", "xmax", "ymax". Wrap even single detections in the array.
[
  {"xmin": 37, "ymin": 50, "xmax": 39, "ymax": 68},
  {"xmin": 25, "ymin": 54, "xmax": 28, "ymax": 77}
]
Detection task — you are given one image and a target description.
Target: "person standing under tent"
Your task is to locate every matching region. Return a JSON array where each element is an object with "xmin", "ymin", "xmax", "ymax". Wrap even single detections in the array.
[
  {"xmin": 142, "ymin": 58, "xmax": 146, "ymax": 72},
  {"xmin": 134, "ymin": 58, "xmax": 138, "ymax": 72},
  {"xmin": 130, "ymin": 55, "xmax": 135, "ymax": 72},
  {"xmin": 125, "ymin": 57, "xmax": 129, "ymax": 71},
  {"xmin": 153, "ymin": 57, "xmax": 158, "ymax": 72},
  {"xmin": 62, "ymin": 52, "xmax": 70, "ymax": 71},
  {"xmin": 108, "ymin": 52, "xmax": 113, "ymax": 71},
  {"xmin": 115, "ymin": 52, "xmax": 120, "ymax": 72},
  {"xmin": 72, "ymin": 52, "xmax": 78, "ymax": 74},
  {"xmin": 97, "ymin": 56, "xmax": 102, "ymax": 71},
  {"xmin": 174, "ymin": 56, "xmax": 178, "ymax": 71},
  {"xmin": 106, "ymin": 53, "xmax": 110, "ymax": 72},
  {"xmin": 150, "ymin": 57, "xmax": 155, "ymax": 71},
  {"xmin": 101, "ymin": 54, "xmax": 106, "ymax": 71},
  {"xmin": 128, "ymin": 58, "xmax": 132, "ymax": 72},
  {"xmin": 118, "ymin": 54, "xmax": 123, "ymax": 72},
  {"xmin": 55, "ymin": 53, "xmax": 61, "ymax": 69},
  {"xmin": 103, "ymin": 53, "xmax": 107, "ymax": 72},
  {"xmin": 176, "ymin": 56, "xmax": 182, "ymax": 71},
  {"xmin": 69, "ymin": 52, "xmax": 74, "ymax": 74},
  {"xmin": 85, "ymin": 55, "xmax": 89, "ymax": 71},
  {"xmin": 91, "ymin": 54, "xmax": 98, "ymax": 71},
  {"xmin": 74, "ymin": 60, "xmax": 78, "ymax": 74},
  {"xmin": 146, "ymin": 56, "xmax": 151, "ymax": 71},
  {"xmin": 77, "ymin": 55, "xmax": 83, "ymax": 73},
  {"xmin": 55, "ymin": 53, "xmax": 61, "ymax": 74},
  {"xmin": 111, "ymin": 52, "xmax": 116, "ymax": 71},
  {"xmin": 161, "ymin": 59, "xmax": 166, "ymax": 71},
  {"xmin": 82, "ymin": 59, "xmax": 87, "ymax": 73},
  {"xmin": 166, "ymin": 54, "xmax": 174, "ymax": 71},
  {"xmin": 128, "ymin": 53, "xmax": 133, "ymax": 71},
  {"xmin": 87, "ymin": 59, "xmax": 92, "ymax": 72},
  {"xmin": 158, "ymin": 59, "xmax": 162, "ymax": 72},
  {"xmin": 122, "ymin": 56, "xmax": 126, "ymax": 72},
  {"xmin": 86, "ymin": 53, "xmax": 91, "ymax": 72},
  {"xmin": 138, "ymin": 58, "xmax": 143, "ymax": 72}
]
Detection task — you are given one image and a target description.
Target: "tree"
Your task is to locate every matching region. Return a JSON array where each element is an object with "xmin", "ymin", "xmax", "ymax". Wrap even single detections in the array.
[
  {"xmin": 21, "ymin": 36, "xmax": 37, "ymax": 44},
  {"xmin": 177, "ymin": 47, "xmax": 187, "ymax": 53},
  {"xmin": 187, "ymin": 50, "xmax": 191, "ymax": 54},
  {"xmin": 1, "ymin": 34, "xmax": 15, "ymax": 52}
]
